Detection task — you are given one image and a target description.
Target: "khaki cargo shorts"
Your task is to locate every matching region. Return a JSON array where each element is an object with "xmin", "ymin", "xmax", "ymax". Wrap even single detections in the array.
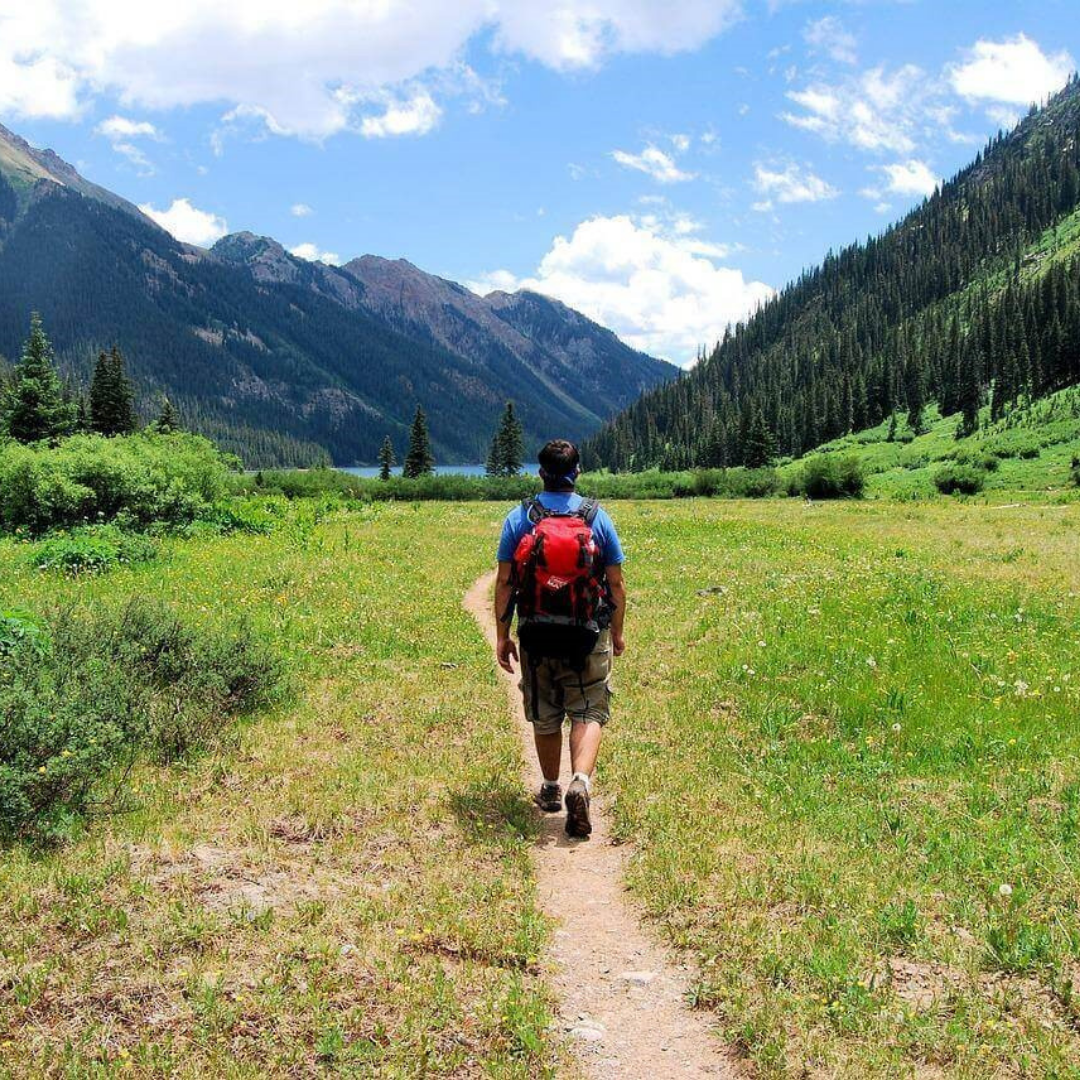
[{"xmin": 518, "ymin": 630, "xmax": 613, "ymax": 735}]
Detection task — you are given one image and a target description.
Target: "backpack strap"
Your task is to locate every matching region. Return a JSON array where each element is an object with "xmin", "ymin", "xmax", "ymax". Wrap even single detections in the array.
[
  {"xmin": 523, "ymin": 496, "xmax": 547, "ymax": 524},
  {"xmin": 577, "ymin": 497, "xmax": 600, "ymax": 526}
]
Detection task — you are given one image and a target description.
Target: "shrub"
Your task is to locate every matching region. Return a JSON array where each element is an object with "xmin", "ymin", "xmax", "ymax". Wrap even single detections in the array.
[
  {"xmin": 0, "ymin": 610, "xmax": 48, "ymax": 657},
  {"xmin": 30, "ymin": 526, "xmax": 157, "ymax": 574},
  {"xmin": 1071, "ymin": 456, "xmax": 1080, "ymax": 487},
  {"xmin": 934, "ymin": 464, "xmax": 986, "ymax": 495},
  {"xmin": 954, "ymin": 448, "xmax": 1000, "ymax": 472},
  {"xmin": 793, "ymin": 456, "xmax": 866, "ymax": 499},
  {"xmin": 0, "ymin": 432, "xmax": 233, "ymax": 535},
  {"xmin": 0, "ymin": 600, "xmax": 284, "ymax": 844}
]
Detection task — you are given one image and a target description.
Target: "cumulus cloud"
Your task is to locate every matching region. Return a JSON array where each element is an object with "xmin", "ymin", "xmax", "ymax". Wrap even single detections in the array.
[
  {"xmin": 290, "ymin": 203, "xmax": 313, "ymax": 218},
  {"xmin": 950, "ymin": 34, "xmax": 1073, "ymax": 107},
  {"xmin": 803, "ymin": 16, "xmax": 857, "ymax": 66},
  {"xmin": 782, "ymin": 64, "xmax": 931, "ymax": 154},
  {"xmin": 289, "ymin": 242, "xmax": 342, "ymax": 266},
  {"xmin": 611, "ymin": 144, "xmax": 695, "ymax": 184},
  {"xmin": 359, "ymin": 89, "xmax": 442, "ymax": 138},
  {"xmin": 138, "ymin": 198, "xmax": 228, "ymax": 247},
  {"xmin": 0, "ymin": 2, "xmax": 739, "ymax": 140},
  {"xmin": 753, "ymin": 162, "xmax": 839, "ymax": 209},
  {"xmin": 468, "ymin": 213, "xmax": 774, "ymax": 364},
  {"xmin": 867, "ymin": 159, "xmax": 940, "ymax": 199}
]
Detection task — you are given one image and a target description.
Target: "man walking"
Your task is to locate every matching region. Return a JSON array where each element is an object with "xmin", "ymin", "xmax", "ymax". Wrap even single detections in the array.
[{"xmin": 494, "ymin": 439, "xmax": 626, "ymax": 837}]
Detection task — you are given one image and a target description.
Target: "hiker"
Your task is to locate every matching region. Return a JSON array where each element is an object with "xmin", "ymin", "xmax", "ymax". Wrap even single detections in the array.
[{"xmin": 494, "ymin": 439, "xmax": 626, "ymax": 838}]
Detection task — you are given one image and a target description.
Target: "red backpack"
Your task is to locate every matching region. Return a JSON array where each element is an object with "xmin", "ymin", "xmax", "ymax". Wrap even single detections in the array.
[{"xmin": 511, "ymin": 497, "xmax": 607, "ymax": 664}]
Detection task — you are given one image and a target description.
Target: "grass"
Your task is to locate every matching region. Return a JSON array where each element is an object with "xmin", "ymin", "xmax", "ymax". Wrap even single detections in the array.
[
  {"xmin": 3, "ymin": 494, "xmax": 1080, "ymax": 1076},
  {"xmin": 793, "ymin": 386, "xmax": 1080, "ymax": 500},
  {"xmin": 0, "ymin": 504, "xmax": 560, "ymax": 1077},
  {"xmin": 606, "ymin": 498, "xmax": 1080, "ymax": 1076}
]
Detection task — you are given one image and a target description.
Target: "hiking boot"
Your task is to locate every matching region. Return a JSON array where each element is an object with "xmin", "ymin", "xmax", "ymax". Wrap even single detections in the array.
[
  {"xmin": 564, "ymin": 779, "xmax": 592, "ymax": 838},
  {"xmin": 534, "ymin": 783, "xmax": 563, "ymax": 813}
]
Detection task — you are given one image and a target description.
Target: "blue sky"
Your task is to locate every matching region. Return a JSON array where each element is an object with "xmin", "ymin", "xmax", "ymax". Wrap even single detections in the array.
[{"xmin": 2, "ymin": 1, "xmax": 1077, "ymax": 364}]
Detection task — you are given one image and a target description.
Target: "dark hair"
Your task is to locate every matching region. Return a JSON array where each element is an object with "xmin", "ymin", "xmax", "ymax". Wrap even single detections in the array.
[{"xmin": 538, "ymin": 439, "xmax": 580, "ymax": 490}]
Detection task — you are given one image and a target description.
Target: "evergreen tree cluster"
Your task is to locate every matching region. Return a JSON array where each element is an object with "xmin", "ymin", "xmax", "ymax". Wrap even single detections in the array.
[
  {"xmin": 586, "ymin": 76, "xmax": 1080, "ymax": 471},
  {"xmin": 0, "ymin": 313, "xmax": 183, "ymax": 445},
  {"xmin": 485, "ymin": 401, "xmax": 525, "ymax": 477}
]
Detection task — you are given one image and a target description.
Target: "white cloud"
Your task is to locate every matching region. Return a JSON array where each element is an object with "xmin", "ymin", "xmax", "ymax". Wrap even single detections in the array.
[
  {"xmin": 753, "ymin": 162, "xmax": 839, "ymax": 207},
  {"xmin": 468, "ymin": 213, "xmax": 774, "ymax": 364},
  {"xmin": 612, "ymin": 145, "xmax": 695, "ymax": 184},
  {"xmin": 94, "ymin": 114, "xmax": 162, "ymax": 171},
  {"xmin": 803, "ymin": 16, "xmax": 857, "ymax": 66},
  {"xmin": 874, "ymin": 159, "xmax": 940, "ymax": 198},
  {"xmin": 782, "ymin": 65, "xmax": 930, "ymax": 154},
  {"xmin": 0, "ymin": 2, "xmax": 739, "ymax": 139},
  {"xmin": 290, "ymin": 203, "xmax": 314, "ymax": 218},
  {"xmin": 950, "ymin": 34, "xmax": 1073, "ymax": 107},
  {"xmin": 95, "ymin": 115, "xmax": 160, "ymax": 141},
  {"xmin": 290, "ymin": 242, "xmax": 342, "ymax": 266},
  {"xmin": 138, "ymin": 197, "xmax": 228, "ymax": 247},
  {"xmin": 359, "ymin": 89, "xmax": 442, "ymax": 138}
]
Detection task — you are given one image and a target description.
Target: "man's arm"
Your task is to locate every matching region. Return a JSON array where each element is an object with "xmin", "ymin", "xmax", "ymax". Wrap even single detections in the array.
[
  {"xmin": 606, "ymin": 564, "xmax": 626, "ymax": 656},
  {"xmin": 495, "ymin": 560, "xmax": 519, "ymax": 673}
]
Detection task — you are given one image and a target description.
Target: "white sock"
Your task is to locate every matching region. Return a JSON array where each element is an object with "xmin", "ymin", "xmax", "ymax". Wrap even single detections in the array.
[
  {"xmin": 541, "ymin": 779, "xmax": 560, "ymax": 790},
  {"xmin": 573, "ymin": 771, "xmax": 591, "ymax": 793}
]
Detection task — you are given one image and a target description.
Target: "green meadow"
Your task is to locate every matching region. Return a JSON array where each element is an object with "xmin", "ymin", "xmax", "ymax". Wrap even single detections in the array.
[{"xmin": 1, "ymin": 495, "xmax": 1079, "ymax": 1076}]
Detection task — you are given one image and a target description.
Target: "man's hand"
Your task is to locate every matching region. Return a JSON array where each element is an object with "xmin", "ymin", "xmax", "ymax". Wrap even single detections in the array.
[
  {"xmin": 611, "ymin": 631, "xmax": 626, "ymax": 657},
  {"xmin": 497, "ymin": 636, "xmax": 519, "ymax": 673}
]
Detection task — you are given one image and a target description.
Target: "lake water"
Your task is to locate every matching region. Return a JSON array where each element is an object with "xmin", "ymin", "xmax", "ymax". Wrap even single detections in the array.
[{"xmin": 339, "ymin": 464, "xmax": 537, "ymax": 479}]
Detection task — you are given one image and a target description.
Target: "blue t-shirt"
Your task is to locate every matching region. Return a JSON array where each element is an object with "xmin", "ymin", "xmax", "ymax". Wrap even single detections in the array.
[{"xmin": 497, "ymin": 492, "xmax": 625, "ymax": 566}]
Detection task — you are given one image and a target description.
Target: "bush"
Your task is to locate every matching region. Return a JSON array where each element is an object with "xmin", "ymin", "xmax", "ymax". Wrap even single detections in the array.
[
  {"xmin": 30, "ymin": 526, "xmax": 157, "ymax": 574},
  {"xmin": 792, "ymin": 456, "xmax": 866, "ymax": 499},
  {"xmin": 0, "ymin": 432, "xmax": 233, "ymax": 535},
  {"xmin": 934, "ymin": 464, "xmax": 986, "ymax": 495},
  {"xmin": 1071, "ymin": 456, "xmax": 1080, "ymax": 487},
  {"xmin": 0, "ymin": 600, "xmax": 284, "ymax": 844}
]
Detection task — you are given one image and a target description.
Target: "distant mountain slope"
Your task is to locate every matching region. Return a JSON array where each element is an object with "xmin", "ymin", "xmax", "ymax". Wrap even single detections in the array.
[
  {"xmin": 0, "ymin": 125, "xmax": 674, "ymax": 467},
  {"xmin": 586, "ymin": 75, "xmax": 1080, "ymax": 472}
]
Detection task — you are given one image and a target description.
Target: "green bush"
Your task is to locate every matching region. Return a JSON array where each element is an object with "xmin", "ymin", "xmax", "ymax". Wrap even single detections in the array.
[
  {"xmin": 1071, "ymin": 455, "xmax": 1080, "ymax": 487},
  {"xmin": 0, "ymin": 610, "xmax": 48, "ymax": 657},
  {"xmin": 0, "ymin": 432, "xmax": 233, "ymax": 535},
  {"xmin": 792, "ymin": 456, "xmax": 866, "ymax": 499},
  {"xmin": 0, "ymin": 600, "xmax": 284, "ymax": 844},
  {"xmin": 934, "ymin": 464, "xmax": 986, "ymax": 495},
  {"xmin": 30, "ymin": 526, "xmax": 157, "ymax": 574}
]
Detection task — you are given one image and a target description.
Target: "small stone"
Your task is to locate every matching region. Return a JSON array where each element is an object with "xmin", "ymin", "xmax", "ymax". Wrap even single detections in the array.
[
  {"xmin": 619, "ymin": 970, "xmax": 657, "ymax": 986},
  {"xmin": 569, "ymin": 1024, "xmax": 605, "ymax": 1042}
]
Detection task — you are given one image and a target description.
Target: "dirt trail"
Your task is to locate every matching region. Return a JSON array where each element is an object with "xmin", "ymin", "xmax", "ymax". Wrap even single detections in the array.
[{"xmin": 465, "ymin": 572, "xmax": 738, "ymax": 1078}]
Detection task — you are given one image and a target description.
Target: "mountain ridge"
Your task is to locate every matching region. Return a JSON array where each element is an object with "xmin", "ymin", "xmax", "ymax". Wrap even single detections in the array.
[{"xmin": 0, "ymin": 125, "xmax": 674, "ymax": 466}]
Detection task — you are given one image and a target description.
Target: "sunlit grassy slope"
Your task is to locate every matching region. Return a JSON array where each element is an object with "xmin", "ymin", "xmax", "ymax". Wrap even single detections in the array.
[{"xmin": 785, "ymin": 384, "xmax": 1080, "ymax": 499}]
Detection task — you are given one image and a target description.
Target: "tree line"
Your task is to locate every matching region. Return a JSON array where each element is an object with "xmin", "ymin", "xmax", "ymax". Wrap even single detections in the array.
[
  {"xmin": 1, "ymin": 313, "xmax": 178, "ymax": 443},
  {"xmin": 585, "ymin": 75, "xmax": 1080, "ymax": 471}
]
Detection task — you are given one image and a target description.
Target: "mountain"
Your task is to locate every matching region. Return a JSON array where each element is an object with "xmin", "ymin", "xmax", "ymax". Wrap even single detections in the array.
[
  {"xmin": 0, "ymin": 125, "xmax": 674, "ymax": 467},
  {"xmin": 586, "ymin": 75, "xmax": 1080, "ymax": 472}
]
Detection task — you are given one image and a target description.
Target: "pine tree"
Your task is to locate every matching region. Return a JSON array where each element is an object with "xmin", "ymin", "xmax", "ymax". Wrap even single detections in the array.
[
  {"xmin": 378, "ymin": 435, "xmax": 395, "ymax": 481},
  {"xmin": 89, "ymin": 345, "xmax": 137, "ymax": 436},
  {"xmin": 155, "ymin": 396, "xmax": 179, "ymax": 433},
  {"xmin": 403, "ymin": 406, "xmax": 435, "ymax": 478},
  {"xmin": 743, "ymin": 405, "xmax": 777, "ymax": 468},
  {"xmin": 1, "ymin": 313, "xmax": 77, "ymax": 443},
  {"xmin": 486, "ymin": 401, "xmax": 525, "ymax": 477}
]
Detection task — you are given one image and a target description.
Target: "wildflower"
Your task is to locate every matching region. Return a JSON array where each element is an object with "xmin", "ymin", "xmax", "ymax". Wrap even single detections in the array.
[
  {"xmin": 757, "ymin": 640, "xmax": 767, "ymax": 648},
  {"xmin": 998, "ymin": 883, "xmax": 1013, "ymax": 898},
  {"xmin": 891, "ymin": 723, "xmax": 901, "ymax": 733},
  {"xmin": 866, "ymin": 656, "xmax": 878, "ymax": 669}
]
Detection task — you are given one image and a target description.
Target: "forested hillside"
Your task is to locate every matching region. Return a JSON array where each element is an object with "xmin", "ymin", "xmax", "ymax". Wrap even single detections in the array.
[
  {"xmin": 0, "ymin": 125, "xmax": 672, "ymax": 468},
  {"xmin": 586, "ymin": 75, "xmax": 1080, "ymax": 471}
]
